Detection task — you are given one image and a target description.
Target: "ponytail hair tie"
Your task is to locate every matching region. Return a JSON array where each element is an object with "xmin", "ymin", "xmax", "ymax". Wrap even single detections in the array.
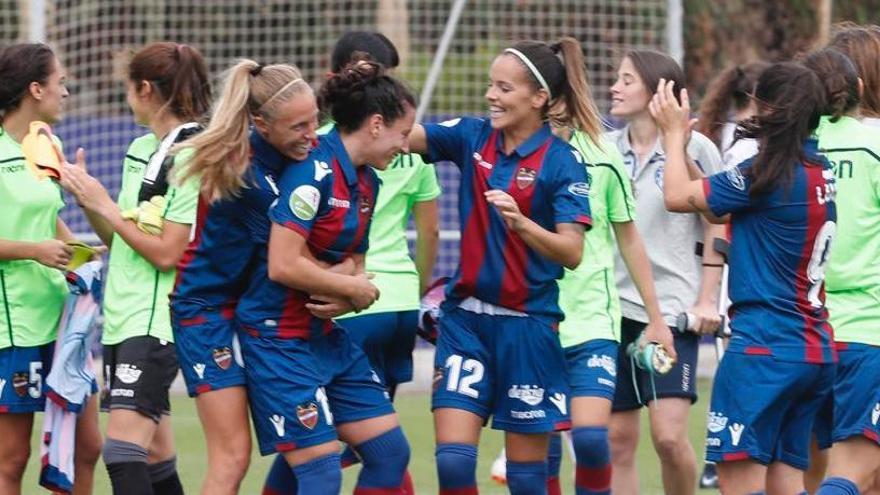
[{"xmin": 250, "ymin": 64, "xmax": 264, "ymax": 77}]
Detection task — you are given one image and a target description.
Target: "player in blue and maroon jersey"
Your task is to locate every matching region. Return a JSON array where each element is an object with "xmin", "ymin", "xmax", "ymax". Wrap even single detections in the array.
[
  {"xmin": 169, "ymin": 61, "xmax": 318, "ymax": 495},
  {"xmin": 236, "ymin": 60, "xmax": 416, "ymax": 494},
  {"xmin": 407, "ymin": 38, "xmax": 593, "ymax": 495},
  {"xmin": 650, "ymin": 64, "xmax": 836, "ymax": 495}
]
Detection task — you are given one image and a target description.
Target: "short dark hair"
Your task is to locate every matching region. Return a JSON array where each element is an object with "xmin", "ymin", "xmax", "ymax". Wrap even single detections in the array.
[{"xmin": 330, "ymin": 31, "xmax": 400, "ymax": 73}]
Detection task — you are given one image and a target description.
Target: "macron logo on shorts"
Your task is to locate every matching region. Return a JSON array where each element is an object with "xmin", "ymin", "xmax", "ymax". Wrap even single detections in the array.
[
  {"xmin": 193, "ymin": 363, "xmax": 206, "ymax": 380},
  {"xmin": 270, "ymin": 414, "xmax": 285, "ymax": 437},
  {"xmin": 729, "ymin": 423, "xmax": 745, "ymax": 447},
  {"xmin": 872, "ymin": 403, "xmax": 880, "ymax": 426},
  {"xmin": 549, "ymin": 393, "xmax": 567, "ymax": 415}
]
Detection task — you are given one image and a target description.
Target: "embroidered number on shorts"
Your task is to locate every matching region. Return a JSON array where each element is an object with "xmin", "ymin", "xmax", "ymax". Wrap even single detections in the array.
[
  {"xmin": 315, "ymin": 387, "xmax": 334, "ymax": 426},
  {"xmin": 444, "ymin": 354, "xmax": 484, "ymax": 398},
  {"xmin": 28, "ymin": 361, "xmax": 42, "ymax": 399},
  {"xmin": 807, "ymin": 221, "xmax": 836, "ymax": 308}
]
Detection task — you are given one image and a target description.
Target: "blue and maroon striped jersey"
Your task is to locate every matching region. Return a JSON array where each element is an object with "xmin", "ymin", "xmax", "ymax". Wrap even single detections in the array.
[
  {"xmin": 172, "ymin": 131, "xmax": 288, "ymax": 309},
  {"xmin": 423, "ymin": 117, "xmax": 592, "ymax": 322},
  {"xmin": 235, "ymin": 128, "xmax": 379, "ymax": 339},
  {"xmin": 703, "ymin": 138, "xmax": 837, "ymax": 364}
]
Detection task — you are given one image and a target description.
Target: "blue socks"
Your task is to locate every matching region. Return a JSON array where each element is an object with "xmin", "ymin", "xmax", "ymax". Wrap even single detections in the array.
[
  {"xmin": 507, "ymin": 460, "xmax": 548, "ymax": 495},
  {"xmin": 816, "ymin": 477, "xmax": 859, "ymax": 495},
  {"xmin": 436, "ymin": 443, "xmax": 478, "ymax": 494},
  {"xmin": 291, "ymin": 453, "xmax": 341, "ymax": 494},
  {"xmin": 353, "ymin": 427, "xmax": 410, "ymax": 493},
  {"xmin": 546, "ymin": 433, "xmax": 563, "ymax": 494},
  {"xmin": 263, "ymin": 455, "xmax": 298, "ymax": 495},
  {"xmin": 572, "ymin": 426, "xmax": 611, "ymax": 495}
]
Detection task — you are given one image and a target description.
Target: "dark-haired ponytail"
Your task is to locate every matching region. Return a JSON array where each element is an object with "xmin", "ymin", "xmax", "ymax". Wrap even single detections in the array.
[
  {"xmin": 803, "ymin": 48, "xmax": 861, "ymax": 122},
  {"xmin": 697, "ymin": 62, "xmax": 769, "ymax": 148},
  {"xmin": 737, "ymin": 62, "xmax": 826, "ymax": 197},
  {"xmin": 319, "ymin": 59, "xmax": 415, "ymax": 133}
]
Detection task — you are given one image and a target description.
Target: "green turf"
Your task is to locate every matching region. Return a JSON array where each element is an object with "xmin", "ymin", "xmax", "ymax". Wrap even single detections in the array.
[{"xmin": 24, "ymin": 378, "xmax": 714, "ymax": 494}]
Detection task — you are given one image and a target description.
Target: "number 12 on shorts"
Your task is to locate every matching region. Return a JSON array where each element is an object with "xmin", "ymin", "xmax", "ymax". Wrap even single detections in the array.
[{"xmin": 444, "ymin": 355, "xmax": 484, "ymax": 398}]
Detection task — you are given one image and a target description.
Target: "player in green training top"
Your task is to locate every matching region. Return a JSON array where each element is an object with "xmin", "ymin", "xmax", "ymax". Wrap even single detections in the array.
[
  {"xmin": 60, "ymin": 42, "xmax": 210, "ymax": 495},
  {"xmin": 0, "ymin": 42, "xmax": 102, "ymax": 495},
  {"xmin": 805, "ymin": 48, "xmax": 880, "ymax": 495}
]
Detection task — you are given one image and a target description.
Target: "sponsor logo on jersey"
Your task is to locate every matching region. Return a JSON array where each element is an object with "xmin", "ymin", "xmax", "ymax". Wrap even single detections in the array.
[
  {"xmin": 516, "ymin": 167, "xmax": 537, "ymax": 189},
  {"xmin": 729, "ymin": 423, "xmax": 745, "ymax": 447},
  {"xmin": 0, "ymin": 164, "xmax": 24, "ymax": 173},
  {"xmin": 328, "ymin": 197, "xmax": 350, "ymax": 209},
  {"xmin": 587, "ymin": 354, "xmax": 617, "ymax": 377},
  {"xmin": 212, "ymin": 347, "xmax": 232, "ymax": 370},
  {"xmin": 510, "ymin": 409, "xmax": 546, "ymax": 419},
  {"xmin": 270, "ymin": 414, "xmax": 285, "ymax": 437},
  {"xmin": 508, "ymin": 385, "xmax": 544, "ymax": 406},
  {"xmin": 440, "ymin": 118, "xmax": 461, "ymax": 128},
  {"xmin": 115, "ymin": 363, "xmax": 143, "ymax": 385},
  {"xmin": 549, "ymin": 392, "xmax": 567, "ymax": 415},
  {"xmin": 726, "ymin": 166, "xmax": 746, "ymax": 190},
  {"xmin": 473, "ymin": 152, "xmax": 494, "ymax": 170},
  {"xmin": 707, "ymin": 411, "xmax": 728, "ymax": 433},
  {"xmin": 568, "ymin": 182, "xmax": 591, "ymax": 197},
  {"xmin": 872, "ymin": 403, "xmax": 880, "ymax": 426},
  {"xmin": 290, "ymin": 185, "xmax": 321, "ymax": 221},
  {"xmin": 12, "ymin": 372, "xmax": 28, "ymax": 397},
  {"xmin": 193, "ymin": 363, "xmax": 206, "ymax": 380},
  {"xmin": 314, "ymin": 160, "xmax": 332, "ymax": 181},
  {"xmin": 297, "ymin": 402, "xmax": 319, "ymax": 430}
]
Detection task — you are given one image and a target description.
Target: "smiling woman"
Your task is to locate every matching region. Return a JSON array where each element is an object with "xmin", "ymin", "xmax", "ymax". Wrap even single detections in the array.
[{"xmin": 406, "ymin": 37, "xmax": 595, "ymax": 495}]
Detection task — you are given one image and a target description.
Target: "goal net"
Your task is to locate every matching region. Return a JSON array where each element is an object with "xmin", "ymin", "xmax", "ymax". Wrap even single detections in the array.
[{"xmin": 3, "ymin": 0, "xmax": 670, "ymax": 278}]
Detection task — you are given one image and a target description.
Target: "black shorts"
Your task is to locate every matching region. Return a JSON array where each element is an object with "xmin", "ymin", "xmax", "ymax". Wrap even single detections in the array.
[
  {"xmin": 612, "ymin": 317, "xmax": 699, "ymax": 412},
  {"xmin": 101, "ymin": 335, "xmax": 179, "ymax": 422}
]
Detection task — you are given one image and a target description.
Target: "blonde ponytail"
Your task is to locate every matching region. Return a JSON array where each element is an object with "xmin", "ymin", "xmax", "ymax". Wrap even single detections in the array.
[{"xmin": 177, "ymin": 59, "xmax": 309, "ymax": 201}]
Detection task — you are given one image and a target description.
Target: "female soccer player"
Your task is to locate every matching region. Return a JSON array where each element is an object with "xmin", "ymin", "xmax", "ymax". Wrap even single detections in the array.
[
  {"xmin": 171, "ymin": 60, "xmax": 317, "ymax": 494},
  {"xmin": 237, "ymin": 60, "xmax": 415, "ymax": 493},
  {"xmin": 604, "ymin": 49, "xmax": 724, "ymax": 495},
  {"xmin": 652, "ymin": 63, "xmax": 836, "ymax": 495},
  {"xmin": 698, "ymin": 61, "xmax": 769, "ymax": 167},
  {"xmin": 60, "ymin": 42, "xmax": 210, "ymax": 495},
  {"xmin": 407, "ymin": 37, "xmax": 593, "ymax": 494},
  {"xmin": 0, "ymin": 42, "xmax": 102, "ymax": 495},
  {"xmin": 804, "ymin": 48, "xmax": 880, "ymax": 495}
]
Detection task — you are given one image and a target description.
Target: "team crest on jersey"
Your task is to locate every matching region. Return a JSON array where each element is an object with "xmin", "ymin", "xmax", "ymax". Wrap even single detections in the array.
[
  {"xmin": 212, "ymin": 347, "xmax": 232, "ymax": 370},
  {"xmin": 654, "ymin": 165, "xmax": 665, "ymax": 191},
  {"xmin": 516, "ymin": 167, "xmax": 537, "ymax": 189},
  {"xmin": 296, "ymin": 402, "xmax": 319, "ymax": 430},
  {"xmin": 12, "ymin": 371, "xmax": 28, "ymax": 397},
  {"xmin": 359, "ymin": 196, "xmax": 372, "ymax": 214}
]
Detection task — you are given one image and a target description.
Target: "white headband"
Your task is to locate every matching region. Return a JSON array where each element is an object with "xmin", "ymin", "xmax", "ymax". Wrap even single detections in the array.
[
  {"xmin": 258, "ymin": 78, "xmax": 305, "ymax": 112},
  {"xmin": 504, "ymin": 48, "xmax": 551, "ymax": 96}
]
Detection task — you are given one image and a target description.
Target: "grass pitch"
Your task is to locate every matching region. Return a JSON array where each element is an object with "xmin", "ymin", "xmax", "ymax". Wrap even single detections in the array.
[{"xmin": 24, "ymin": 379, "xmax": 714, "ymax": 494}]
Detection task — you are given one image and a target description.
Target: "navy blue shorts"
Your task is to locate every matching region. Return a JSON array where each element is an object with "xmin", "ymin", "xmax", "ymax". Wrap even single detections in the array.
[
  {"xmin": 613, "ymin": 317, "xmax": 699, "ymax": 411},
  {"xmin": 705, "ymin": 352, "xmax": 834, "ymax": 470},
  {"xmin": 240, "ymin": 325, "xmax": 394, "ymax": 455},
  {"xmin": 170, "ymin": 299, "xmax": 246, "ymax": 397},
  {"xmin": 336, "ymin": 310, "xmax": 418, "ymax": 390},
  {"xmin": 829, "ymin": 342, "xmax": 880, "ymax": 446},
  {"xmin": 0, "ymin": 342, "xmax": 54, "ymax": 413},
  {"xmin": 564, "ymin": 339, "xmax": 618, "ymax": 400},
  {"xmin": 431, "ymin": 306, "xmax": 571, "ymax": 433}
]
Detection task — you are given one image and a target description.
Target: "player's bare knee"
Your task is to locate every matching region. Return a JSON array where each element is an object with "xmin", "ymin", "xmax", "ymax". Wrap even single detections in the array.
[
  {"xmin": 652, "ymin": 432, "xmax": 689, "ymax": 461},
  {"xmin": 74, "ymin": 433, "xmax": 103, "ymax": 467},
  {"xmin": 0, "ymin": 445, "xmax": 29, "ymax": 480}
]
